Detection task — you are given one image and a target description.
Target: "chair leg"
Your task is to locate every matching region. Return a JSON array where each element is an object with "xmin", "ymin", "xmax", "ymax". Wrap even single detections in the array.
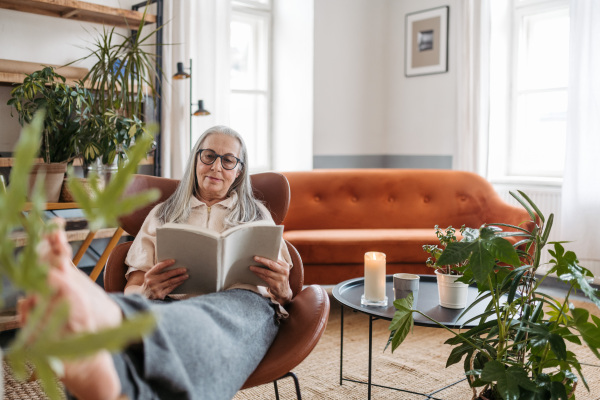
[
  {"xmin": 273, "ymin": 380, "xmax": 280, "ymax": 400},
  {"xmin": 273, "ymin": 372, "xmax": 302, "ymax": 400}
]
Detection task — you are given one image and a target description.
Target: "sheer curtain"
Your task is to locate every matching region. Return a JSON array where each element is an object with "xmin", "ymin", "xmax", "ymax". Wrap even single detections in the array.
[
  {"xmin": 561, "ymin": 0, "xmax": 600, "ymax": 277},
  {"xmin": 454, "ymin": 0, "xmax": 490, "ymax": 175},
  {"xmin": 161, "ymin": 0, "xmax": 231, "ymax": 178}
]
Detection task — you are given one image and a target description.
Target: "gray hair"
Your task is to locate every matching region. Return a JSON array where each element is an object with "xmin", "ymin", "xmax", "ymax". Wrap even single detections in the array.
[{"xmin": 156, "ymin": 125, "xmax": 268, "ymax": 227}]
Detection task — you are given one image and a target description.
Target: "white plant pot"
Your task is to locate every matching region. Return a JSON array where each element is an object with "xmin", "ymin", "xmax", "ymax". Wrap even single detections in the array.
[{"xmin": 435, "ymin": 270, "xmax": 469, "ymax": 309}]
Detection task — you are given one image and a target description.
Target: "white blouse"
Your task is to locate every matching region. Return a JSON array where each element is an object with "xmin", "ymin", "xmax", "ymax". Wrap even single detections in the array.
[{"xmin": 125, "ymin": 192, "xmax": 292, "ymax": 317}]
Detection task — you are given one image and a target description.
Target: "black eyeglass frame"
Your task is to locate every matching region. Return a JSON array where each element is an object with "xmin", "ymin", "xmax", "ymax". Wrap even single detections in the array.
[{"xmin": 197, "ymin": 149, "xmax": 244, "ymax": 170}]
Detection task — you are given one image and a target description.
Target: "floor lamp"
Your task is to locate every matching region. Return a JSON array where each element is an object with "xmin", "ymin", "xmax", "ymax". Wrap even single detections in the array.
[{"xmin": 173, "ymin": 59, "xmax": 211, "ymax": 149}]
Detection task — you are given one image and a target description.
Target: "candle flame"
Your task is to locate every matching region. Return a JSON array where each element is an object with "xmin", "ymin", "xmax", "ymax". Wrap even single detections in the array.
[{"xmin": 365, "ymin": 251, "xmax": 386, "ymax": 261}]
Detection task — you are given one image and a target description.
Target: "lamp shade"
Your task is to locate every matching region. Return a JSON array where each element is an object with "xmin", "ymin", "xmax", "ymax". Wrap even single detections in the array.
[
  {"xmin": 193, "ymin": 100, "xmax": 211, "ymax": 116},
  {"xmin": 173, "ymin": 62, "xmax": 190, "ymax": 79}
]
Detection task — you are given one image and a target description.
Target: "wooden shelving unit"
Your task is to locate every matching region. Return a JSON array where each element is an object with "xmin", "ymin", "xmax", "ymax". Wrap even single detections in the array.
[
  {"xmin": 0, "ymin": 156, "xmax": 155, "ymax": 168},
  {"xmin": 0, "ymin": 0, "xmax": 157, "ymax": 86},
  {"xmin": 10, "ymin": 226, "xmax": 124, "ymax": 248},
  {"xmin": 0, "ymin": 59, "xmax": 89, "ymax": 87},
  {"xmin": 0, "ymin": 0, "xmax": 163, "ymax": 173},
  {"xmin": 0, "ymin": 0, "xmax": 156, "ymax": 29}
]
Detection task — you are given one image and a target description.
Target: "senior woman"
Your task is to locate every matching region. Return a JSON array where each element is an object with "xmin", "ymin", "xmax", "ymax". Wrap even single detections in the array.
[{"xmin": 31, "ymin": 126, "xmax": 293, "ymax": 400}]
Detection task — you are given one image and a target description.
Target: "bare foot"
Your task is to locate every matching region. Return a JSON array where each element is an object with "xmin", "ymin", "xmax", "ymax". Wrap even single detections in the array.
[{"xmin": 32, "ymin": 220, "xmax": 124, "ymax": 400}]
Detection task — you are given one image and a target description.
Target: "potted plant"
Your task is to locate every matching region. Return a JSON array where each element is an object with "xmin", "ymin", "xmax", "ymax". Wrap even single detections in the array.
[
  {"xmin": 6, "ymin": 66, "xmax": 93, "ymax": 201},
  {"xmin": 388, "ymin": 191, "xmax": 600, "ymax": 400},
  {"xmin": 423, "ymin": 225, "xmax": 470, "ymax": 308},
  {"xmin": 71, "ymin": 9, "xmax": 161, "ymax": 175}
]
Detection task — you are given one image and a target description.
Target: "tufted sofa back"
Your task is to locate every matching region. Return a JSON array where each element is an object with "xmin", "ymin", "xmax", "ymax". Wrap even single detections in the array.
[{"xmin": 282, "ymin": 169, "xmax": 530, "ymax": 231}]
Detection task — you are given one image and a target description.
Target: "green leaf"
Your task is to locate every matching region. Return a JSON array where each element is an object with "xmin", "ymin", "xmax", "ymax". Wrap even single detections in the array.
[
  {"xmin": 505, "ymin": 266, "xmax": 532, "ymax": 304},
  {"xmin": 481, "ymin": 361, "xmax": 519, "ymax": 399},
  {"xmin": 33, "ymin": 312, "xmax": 156, "ymax": 359},
  {"xmin": 446, "ymin": 343, "xmax": 472, "ymax": 367},
  {"xmin": 515, "ymin": 190, "xmax": 544, "ymax": 223},
  {"xmin": 481, "ymin": 361, "xmax": 538, "ymax": 400},
  {"xmin": 469, "ymin": 244, "xmax": 496, "ymax": 284},
  {"xmin": 487, "ymin": 237, "xmax": 521, "ymax": 267},
  {"xmin": 386, "ymin": 294, "xmax": 414, "ymax": 353},
  {"xmin": 571, "ymin": 308, "xmax": 600, "ymax": 356},
  {"xmin": 32, "ymin": 357, "xmax": 64, "ymax": 400},
  {"xmin": 436, "ymin": 241, "xmax": 476, "ymax": 267}
]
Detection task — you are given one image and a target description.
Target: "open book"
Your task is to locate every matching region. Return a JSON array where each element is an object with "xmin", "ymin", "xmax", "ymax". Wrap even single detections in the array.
[{"xmin": 156, "ymin": 221, "xmax": 284, "ymax": 295}]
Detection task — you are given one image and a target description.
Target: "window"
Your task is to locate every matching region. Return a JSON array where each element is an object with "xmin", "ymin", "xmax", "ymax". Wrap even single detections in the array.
[
  {"xmin": 488, "ymin": 0, "xmax": 569, "ymax": 182},
  {"xmin": 230, "ymin": 0, "xmax": 272, "ymax": 171}
]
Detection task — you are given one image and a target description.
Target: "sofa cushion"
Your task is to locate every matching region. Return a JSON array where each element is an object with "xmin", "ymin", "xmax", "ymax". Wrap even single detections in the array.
[{"xmin": 283, "ymin": 229, "xmax": 438, "ymax": 265}]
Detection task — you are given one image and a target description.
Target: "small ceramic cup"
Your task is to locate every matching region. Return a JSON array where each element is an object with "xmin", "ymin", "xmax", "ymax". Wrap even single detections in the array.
[{"xmin": 393, "ymin": 273, "xmax": 420, "ymax": 308}]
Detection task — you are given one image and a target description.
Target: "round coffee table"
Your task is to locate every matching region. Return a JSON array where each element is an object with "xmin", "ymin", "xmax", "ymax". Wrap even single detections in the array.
[
  {"xmin": 333, "ymin": 274, "xmax": 488, "ymax": 328},
  {"xmin": 332, "ymin": 274, "xmax": 485, "ymax": 399}
]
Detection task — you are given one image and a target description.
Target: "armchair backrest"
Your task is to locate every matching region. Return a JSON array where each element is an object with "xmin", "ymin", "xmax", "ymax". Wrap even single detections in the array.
[
  {"xmin": 119, "ymin": 173, "xmax": 291, "ymax": 236},
  {"xmin": 107, "ymin": 172, "xmax": 302, "ymax": 295}
]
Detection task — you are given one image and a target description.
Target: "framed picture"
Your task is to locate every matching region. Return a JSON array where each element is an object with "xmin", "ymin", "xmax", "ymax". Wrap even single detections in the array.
[{"xmin": 405, "ymin": 6, "xmax": 449, "ymax": 77}]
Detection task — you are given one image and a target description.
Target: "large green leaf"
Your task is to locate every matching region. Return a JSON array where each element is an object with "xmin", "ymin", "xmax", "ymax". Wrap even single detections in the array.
[
  {"xmin": 469, "ymin": 243, "xmax": 496, "ymax": 284},
  {"xmin": 571, "ymin": 308, "xmax": 600, "ymax": 357},
  {"xmin": 487, "ymin": 237, "xmax": 521, "ymax": 267},
  {"xmin": 481, "ymin": 361, "xmax": 537, "ymax": 400},
  {"xmin": 558, "ymin": 262, "xmax": 600, "ymax": 308},
  {"xmin": 387, "ymin": 294, "xmax": 414, "ymax": 353},
  {"xmin": 436, "ymin": 241, "xmax": 476, "ymax": 266},
  {"xmin": 446, "ymin": 342, "xmax": 473, "ymax": 367}
]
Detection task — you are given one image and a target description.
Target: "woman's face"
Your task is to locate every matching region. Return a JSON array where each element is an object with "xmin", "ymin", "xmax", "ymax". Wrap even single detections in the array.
[{"xmin": 195, "ymin": 133, "xmax": 242, "ymax": 205}]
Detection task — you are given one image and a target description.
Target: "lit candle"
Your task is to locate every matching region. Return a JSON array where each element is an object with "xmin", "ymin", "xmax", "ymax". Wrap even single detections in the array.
[{"xmin": 364, "ymin": 251, "xmax": 386, "ymax": 301}]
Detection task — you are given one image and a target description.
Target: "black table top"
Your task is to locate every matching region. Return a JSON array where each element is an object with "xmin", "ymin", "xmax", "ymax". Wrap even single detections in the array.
[{"xmin": 332, "ymin": 275, "xmax": 487, "ymax": 329}]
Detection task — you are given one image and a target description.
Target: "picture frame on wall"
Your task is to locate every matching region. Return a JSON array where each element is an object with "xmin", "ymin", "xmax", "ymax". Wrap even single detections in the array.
[{"xmin": 405, "ymin": 6, "xmax": 449, "ymax": 77}]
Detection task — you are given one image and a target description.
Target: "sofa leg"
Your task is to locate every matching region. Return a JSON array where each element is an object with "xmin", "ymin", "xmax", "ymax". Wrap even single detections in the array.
[{"xmin": 273, "ymin": 372, "xmax": 302, "ymax": 400}]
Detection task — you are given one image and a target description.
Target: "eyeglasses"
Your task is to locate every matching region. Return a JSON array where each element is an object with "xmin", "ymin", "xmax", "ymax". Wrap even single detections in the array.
[{"xmin": 197, "ymin": 149, "xmax": 243, "ymax": 170}]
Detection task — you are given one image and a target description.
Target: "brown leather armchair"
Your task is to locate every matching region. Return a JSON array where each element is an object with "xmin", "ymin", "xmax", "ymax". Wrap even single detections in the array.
[{"xmin": 104, "ymin": 173, "xmax": 330, "ymax": 399}]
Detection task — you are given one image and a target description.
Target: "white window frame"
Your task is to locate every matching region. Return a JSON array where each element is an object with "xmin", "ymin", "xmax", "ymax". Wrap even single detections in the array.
[
  {"xmin": 488, "ymin": 0, "xmax": 569, "ymax": 186},
  {"xmin": 230, "ymin": 0, "xmax": 273, "ymax": 172}
]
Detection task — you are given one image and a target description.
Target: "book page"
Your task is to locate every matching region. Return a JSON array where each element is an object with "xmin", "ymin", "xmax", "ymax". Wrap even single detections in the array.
[
  {"xmin": 221, "ymin": 223, "xmax": 284, "ymax": 290},
  {"xmin": 156, "ymin": 223, "xmax": 221, "ymax": 295}
]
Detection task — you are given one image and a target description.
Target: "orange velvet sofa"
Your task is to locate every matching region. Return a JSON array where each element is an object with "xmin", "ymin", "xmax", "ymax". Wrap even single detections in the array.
[{"xmin": 281, "ymin": 169, "xmax": 531, "ymax": 285}]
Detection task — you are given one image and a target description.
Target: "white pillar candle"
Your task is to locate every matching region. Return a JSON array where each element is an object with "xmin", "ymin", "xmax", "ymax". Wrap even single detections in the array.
[{"xmin": 364, "ymin": 252, "xmax": 386, "ymax": 301}]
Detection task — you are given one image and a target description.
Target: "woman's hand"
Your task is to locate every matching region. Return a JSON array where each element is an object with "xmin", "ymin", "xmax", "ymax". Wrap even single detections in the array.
[
  {"xmin": 250, "ymin": 256, "xmax": 293, "ymax": 305},
  {"xmin": 125, "ymin": 260, "xmax": 188, "ymax": 300}
]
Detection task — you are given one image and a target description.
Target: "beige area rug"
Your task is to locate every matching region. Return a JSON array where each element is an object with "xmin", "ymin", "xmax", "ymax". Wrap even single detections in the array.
[{"xmin": 3, "ymin": 295, "xmax": 600, "ymax": 400}]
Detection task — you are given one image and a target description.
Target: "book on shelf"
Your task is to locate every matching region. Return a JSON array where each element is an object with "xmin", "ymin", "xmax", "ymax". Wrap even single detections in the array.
[{"xmin": 156, "ymin": 221, "xmax": 283, "ymax": 294}]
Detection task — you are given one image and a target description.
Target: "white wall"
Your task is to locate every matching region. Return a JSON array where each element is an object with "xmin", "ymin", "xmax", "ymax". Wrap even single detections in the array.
[
  {"xmin": 313, "ymin": 0, "xmax": 388, "ymax": 155},
  {"xmin": 313, "ymin": 0, "xmax": 461, "ymax": 165},
  {"xmin": 272, "ymin": 0, "xmax": 314, "ymax": 171},
  {"xmin": 387, "ymin": 0, "xmax": 459, "ymax": 156},
  {"xmin": 1, "ymin": 0, "xmax": 462, "ymax": 170}
]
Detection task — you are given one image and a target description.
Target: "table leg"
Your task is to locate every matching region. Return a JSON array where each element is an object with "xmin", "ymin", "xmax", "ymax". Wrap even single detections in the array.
[
  {"xmin": 339, "ymin": 304, "xmax": 344, "ymax": 385},
  {"xmin": 368, "ymin": 315, "xmax": 373, "ymax": 400}
]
